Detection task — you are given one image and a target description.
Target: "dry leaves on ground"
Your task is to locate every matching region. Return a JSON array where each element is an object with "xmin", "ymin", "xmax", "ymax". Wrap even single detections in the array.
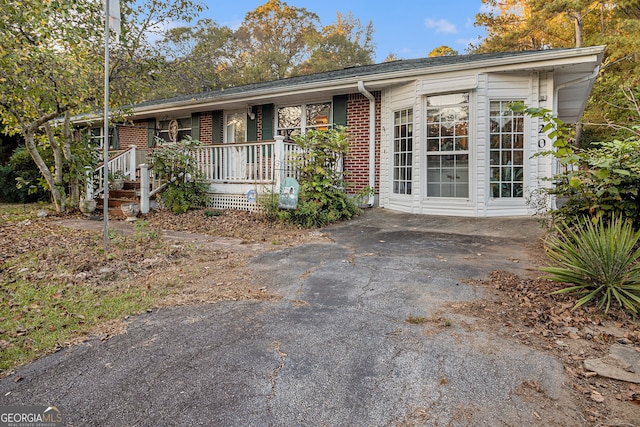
[{"xmin": 457, "ymin": 271, "xmax": 640, "ymax": 424}]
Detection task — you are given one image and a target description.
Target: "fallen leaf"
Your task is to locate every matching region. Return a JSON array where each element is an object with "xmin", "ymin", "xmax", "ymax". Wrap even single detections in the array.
[{"xmin": 590, "ymin": 390, "xmax": 605, "ymax": 403}]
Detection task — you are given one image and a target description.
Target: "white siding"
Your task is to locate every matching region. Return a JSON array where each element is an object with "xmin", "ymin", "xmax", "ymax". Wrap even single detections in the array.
[
  {"xmin": 476, "ymin": 73, "xmax": 489, "ymax": 216},
  {"xmin": 380, "ymin": 70, "xmax": 557, "ymax": 217},
  {"xmin": 382, "ymin": 81, "xmax": 421, "ymax": 213}
]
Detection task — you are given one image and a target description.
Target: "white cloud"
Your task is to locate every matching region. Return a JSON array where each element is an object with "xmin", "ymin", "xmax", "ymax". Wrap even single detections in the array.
[{"xmin": 424, "ymin": 18, "xmax": 457, "ymax": 34}]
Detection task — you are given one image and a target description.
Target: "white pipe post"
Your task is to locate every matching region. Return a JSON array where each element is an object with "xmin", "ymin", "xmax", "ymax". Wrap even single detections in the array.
[
  {"xmin": 140, "ymin": 163, "xmax": 150, "ymax": 214},
  {"xmin": 274, "ymin": 135, "xmax": 285, "ymax": 190},
  {"xmin": 103, "ymin": 0, "xmax": 110, "ymax": 254},
  {"xmin": 84, "ymin": 166, "xmax": 94, "ymax": 200},
  {"xmin": 129, "ymin": 145, "xmax": 137, "ymax": 180}
]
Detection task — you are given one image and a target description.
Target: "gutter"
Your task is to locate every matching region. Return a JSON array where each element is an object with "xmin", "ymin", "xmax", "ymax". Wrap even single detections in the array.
[
  {"xmin": 358, "ymin": 81, "xmax": 376, "ymax": 207},
  {"xmin": 550, "ymin": 64, "xmax": 601, "ymax": 210},
  {"xmin": 552, "ymin": 66, "xmax": 601, "ymax": 116}
]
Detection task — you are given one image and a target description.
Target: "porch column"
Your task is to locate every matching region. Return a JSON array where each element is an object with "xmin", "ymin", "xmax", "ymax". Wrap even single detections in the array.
[
  {"xmin": 128, "ymin": 145, "xmax": 137, "ymax": 180},
  {"xmin": 140, "ymin": 163, "xmax": 150, "ymax": 214},
  {"xmin": 84, "ymin": 166, "xmax": 94, "ymax": 200},
  {"xmin": 274, "ymin": 135, "xmax": 285, "ymax": 190}
]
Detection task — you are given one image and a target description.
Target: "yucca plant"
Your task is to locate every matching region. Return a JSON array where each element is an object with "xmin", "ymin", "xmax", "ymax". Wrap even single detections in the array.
[{"xmin": 541, "ymin": 215, "xmax": 640, "ymax": 315}]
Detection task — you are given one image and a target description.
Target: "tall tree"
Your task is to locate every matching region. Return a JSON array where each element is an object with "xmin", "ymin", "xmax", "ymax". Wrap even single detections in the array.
[
  {"xmin": 296, "ymin": 12, "xmax": 375, "ymax": 74},
  {"xmin": 472, "ymin": 0, "xmax": 574, "ymax": 52},
  {"xmin": 0, "ymin": 0, "xmax": 103, "ymax": 211},
  {"xmin": 155, "ymin": 19, "xmax": 235, "ymax": 97},
  {"xmin": 429, "ymin": 46, "xmax": 459, "ymax": 57},
  {"xmin": 0, "ymin": 0, "xmax": 203, "ymax": 211},
  {"xmin": 234, "ymin": 0, "xmax": 320, "ymax": 83}
]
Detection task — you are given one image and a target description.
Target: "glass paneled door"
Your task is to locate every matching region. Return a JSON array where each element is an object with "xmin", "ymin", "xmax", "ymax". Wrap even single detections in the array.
[{"xmin": 225, "ymin": 110, "xmax": 247, "ymax": 180}]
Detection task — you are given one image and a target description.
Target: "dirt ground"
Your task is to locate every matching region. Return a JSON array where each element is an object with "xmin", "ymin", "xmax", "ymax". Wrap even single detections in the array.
[{"xmin": 1, "ymin": 207, "xmax": 639, "ymax": 426}]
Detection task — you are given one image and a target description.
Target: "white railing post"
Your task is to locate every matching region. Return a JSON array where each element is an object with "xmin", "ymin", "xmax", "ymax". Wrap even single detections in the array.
[
  {"xmin": 84, "ymin": 166, "xmax": 94, "ymax": 200},
  {"xmin": 274, "ymin": 135, "xmax": 285, "ymax": 190},
  {"xmin": 140, "ymin": 163, "xmax": 150, "ymax": 214},
  {"xmin": 128, "ymin": 145, "xmax": 137, "ymax": 180}
]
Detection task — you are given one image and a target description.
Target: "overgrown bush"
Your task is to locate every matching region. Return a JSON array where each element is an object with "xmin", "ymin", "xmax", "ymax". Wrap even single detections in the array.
[
  {"xmin": 150, "ymin": 136, "xmax": 209, "ymax": 214},
  {"xmin": 0, "ymin": 146, "xmax": 49, "ymax": 203},
  {"xmin": 263, "ymin": 128, "xmax": 360, "ymax": 228},
  {"xmin": 541, "ymin": 215, "xmax": 640, "ymax": 316},
  {"xmin": 511, "ymin": 103, "xmax": 640, "ymax": 230}
]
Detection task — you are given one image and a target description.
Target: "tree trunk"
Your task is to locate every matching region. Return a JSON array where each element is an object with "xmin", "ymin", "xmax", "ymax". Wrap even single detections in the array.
[
  {"xmin": 573, "ymin": 11, "xmax": 583, "ymax": 48},
  {"xmin": 24, "ymin": 130, "xmax": 66, "ymax": 212},
  {"xmin": 63, "ymin": 112, "xmax": 79, "ymax": 204}
]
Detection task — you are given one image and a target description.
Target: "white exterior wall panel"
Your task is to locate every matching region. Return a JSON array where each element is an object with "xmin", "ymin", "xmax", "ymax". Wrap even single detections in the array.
[{"xmin": 383, "ymin": 81, "xmax": 421, "ymax": 214}]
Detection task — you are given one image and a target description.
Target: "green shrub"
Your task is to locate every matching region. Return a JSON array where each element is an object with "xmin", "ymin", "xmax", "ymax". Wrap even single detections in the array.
[
  {"xmin": 541, "ymin": 215, "xmax": 640, "ymax": 315},
  {"xmin": 511, "ymin": 102, "xmax": 640, "ymax": 230},
  {"xmin": 0, "ymin": 146, "xmax": 49, "ymax": 203},
  {"xmin": 262, "ymin": 127, "xmax": 360, "ymax": 228},
  {"xmin": 151, "ymin": 137, "xmax": 209, "ymax": 214}
]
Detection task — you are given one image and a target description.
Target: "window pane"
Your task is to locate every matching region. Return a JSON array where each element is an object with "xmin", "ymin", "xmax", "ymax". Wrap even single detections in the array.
[
  {"xmin": 489, "ymin": 100, "xmax": 525, "ymax": 198},
  {"xmin": 306, "ymin": 103, "xmax": 331, "ymax": 128},
  {"xmin": 392, "ymin": 108, "xmax": 413, "ymax": 195},
  {"xmin": 425, "ymin": 92, "xmax": 469, "ymax": 198},
  {"xmin": 278, "ymin": 106, "xmax": 301, "ymax": 129}
]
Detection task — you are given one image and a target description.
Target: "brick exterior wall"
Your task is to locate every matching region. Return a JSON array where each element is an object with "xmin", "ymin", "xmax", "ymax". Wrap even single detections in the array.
[
  {"xmin": 345, "ymin": 91, "xmax": 381, "ymax": 196},
  {"xmin": 200, "ymin": 112, "xmax": 212, "ymax": 144},
  {"xmin": 118, "ymin": 121, "xmax": 147, "ymax": 150}
]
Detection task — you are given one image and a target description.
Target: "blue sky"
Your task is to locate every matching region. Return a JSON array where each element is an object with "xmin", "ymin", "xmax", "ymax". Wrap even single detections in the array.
[{"xmin": 195, "ymin": 1, "xmax": 488, "ymax": 62}]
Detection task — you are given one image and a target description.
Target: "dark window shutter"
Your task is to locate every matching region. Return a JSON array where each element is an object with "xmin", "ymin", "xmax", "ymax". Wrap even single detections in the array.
[
  {"xmin": 262, "ymin": 104, "xmax": 274, "ymax": 140},
  {"xmin": 333, "ymin": 95, "xmax": 347, "ymax": 128},
  {"xmin": 147, "ymin": 118, "xmax": 156, "ymax": 147},
  {"xmin": 191, "ymin": 112, "xmax": 200, "ymax": 141},
  {"xmin": 111, "ymin": 126, "xmax": 119, "ymax": 149},
  {"xmin": 212, "ymin": 110, "xmax": 222, "ymax": 143}
]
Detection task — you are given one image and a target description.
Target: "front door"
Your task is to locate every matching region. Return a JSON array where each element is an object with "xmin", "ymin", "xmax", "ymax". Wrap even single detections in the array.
[{"xmin": 225, "ymin": 110, "xmax": 247, "ymax": 179}]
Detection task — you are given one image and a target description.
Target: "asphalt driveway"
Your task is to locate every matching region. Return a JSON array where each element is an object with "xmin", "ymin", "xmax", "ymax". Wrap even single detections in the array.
[{"xmin": 0, "ymin": 209, "xmax": 586, "ymax": 426}]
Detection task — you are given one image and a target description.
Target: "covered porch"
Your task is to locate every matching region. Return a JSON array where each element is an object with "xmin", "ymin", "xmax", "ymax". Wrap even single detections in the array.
[{"xmin": 86, "ymin": 135, "xmax": 305, "ymax": 213}]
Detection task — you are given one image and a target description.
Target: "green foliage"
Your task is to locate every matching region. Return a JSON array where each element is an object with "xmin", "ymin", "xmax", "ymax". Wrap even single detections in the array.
[
  {"xmin": 0, "ymin": 0, "xmax": 203, "ymax": 211},
  {"xmin": 263, "ymin": 128, "xmax": 360, "ymax": 228},
  {"xmin": 150, "ymin": 136, "xmax": 209, "ymax": 214},
  {"xmin": 428, "ymin": 46, "xmax": 459, "ymax": 57},
  {"xmin": 559, "ymin": 138, "xmax": 640, "ymax": 228},
  {"xmin": 512, "ymin": 103, "xmax": 640, "ymax": 229},
  {"xmin": 152, "ymin": 3, "xmax": 375, "ymax": 97},
  {"xmin": 541, "ymin": 215, "xmax": 640, "ymax": 315},
  {"xmin": 132, "ymin": 219, "xmax": 160, "ymax": 242},
  {"xmin": 297, "ymin": 12, "xmax": 375, "ymax": 75},
  {"xmin": 0, "ymin": 146, "xmax": 49, "ymax": 203}
]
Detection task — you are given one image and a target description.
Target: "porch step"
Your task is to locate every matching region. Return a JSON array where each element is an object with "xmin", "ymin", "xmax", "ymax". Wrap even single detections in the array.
[{"xmin": 96, "ymin": 180, "xmax": 141, "ymax": 218}]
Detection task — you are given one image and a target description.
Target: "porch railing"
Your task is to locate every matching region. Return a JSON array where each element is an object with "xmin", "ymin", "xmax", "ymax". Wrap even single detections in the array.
[
  {"xmin": 85, "ymin": 136, "xmax": 321, "ymax": 214},
  {"xmin": 84, "ymin": 145, "xmax": 138, "ymax": 200},
  {"xmin": 188, "ymin": 137, "xmax": 303, "ymax": 183}
]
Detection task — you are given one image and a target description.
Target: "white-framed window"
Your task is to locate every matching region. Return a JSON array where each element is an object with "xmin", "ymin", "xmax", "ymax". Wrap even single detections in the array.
[
  {"xmin": 277, "ymin": 102, "xmax": 331, "ymax": 138},
  {"xmin": 425, "ymin": 92, "xmax": 470, "ymax": 198},
  {"xmin": 158, "ymin": 117, "xmax": 191, "ymax": 143},
  {"xmin": 392, "ymin": 108, "xmax": 413, "ymax": 195},
  {"xmin": 87, "ymin": 127, "xmax": 116, "ymax": 149},
  {"xmin": 489, "ymin": 100, "xmax": 525, "ymax": 198}
]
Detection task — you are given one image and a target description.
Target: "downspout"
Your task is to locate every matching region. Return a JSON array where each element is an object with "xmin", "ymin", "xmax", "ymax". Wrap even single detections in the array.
[
  {"xmin": 550, "ymin": 67, "xmax": 600, "ymax": 210},
  {"xmin": 358, "ymin": 81, "xmax": 376, "ymax": 207}
]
